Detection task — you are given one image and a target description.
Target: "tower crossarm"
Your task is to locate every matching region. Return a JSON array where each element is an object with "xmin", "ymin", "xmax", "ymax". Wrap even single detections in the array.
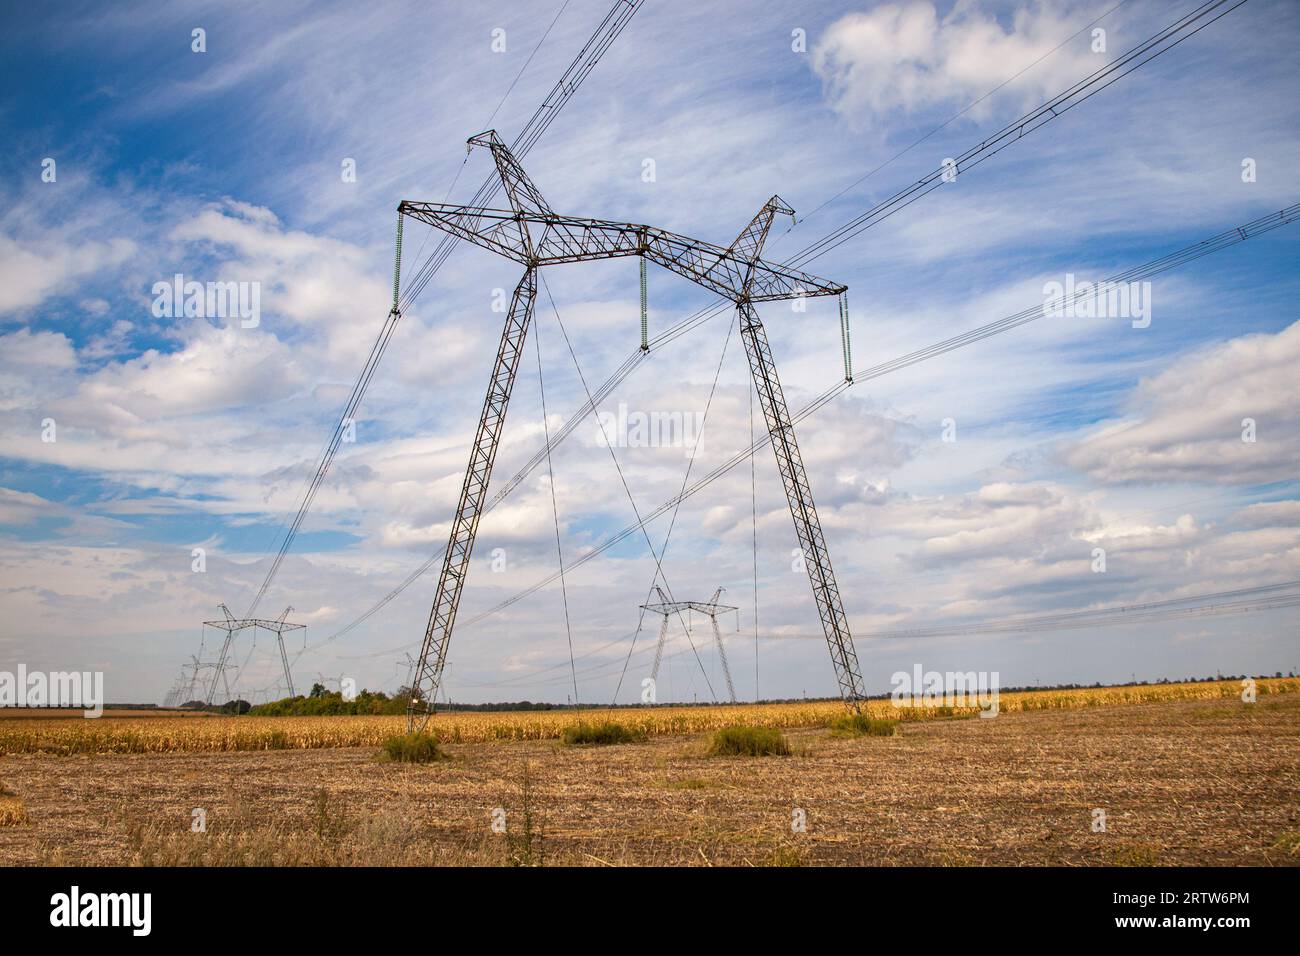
[
  {"xmin": 201, "ymin": 617, "xmax": 306, "ymax": 632},
  {"xmin": 397, "ymin": 203, "xmax": 534, "ymax": 265},
  {"xmin": 642, "ymin": 601, "xmax": 739, "ymax": 616},
  {"xmin": 396, "ymin": 202, "xmax": 844, "ymax": 303}
]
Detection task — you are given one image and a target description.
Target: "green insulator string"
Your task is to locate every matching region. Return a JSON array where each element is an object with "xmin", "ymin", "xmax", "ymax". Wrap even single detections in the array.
[
  {"xmin": 639, "ymin": 256, "xmax": 648, "ymax": 351},
  {"xmin": 391, "ymin": 211, "xmax": 404, "ymax": 314},
  {"xmin": 839, "ymin": 292, "xmax": 853, "ymax": 383}
]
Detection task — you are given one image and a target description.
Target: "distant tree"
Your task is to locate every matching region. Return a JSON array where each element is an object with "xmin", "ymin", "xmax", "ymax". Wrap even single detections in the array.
[{"xmin": 309, "ymin": 682, "xmax": 327, "ymax": 698}]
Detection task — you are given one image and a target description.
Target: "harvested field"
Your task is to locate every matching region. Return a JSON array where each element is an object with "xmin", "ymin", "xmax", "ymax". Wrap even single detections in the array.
[
  {"xmin": 0, "ymin": 708, "xmax": 217, "ymax": 721},
  {"xmin": 2, "ymin": 678, "xmax": 1292, "ymax": 754},
  {"xmin": 0, "ymin": 692, "xmax": 1296, "ymax": 866}
]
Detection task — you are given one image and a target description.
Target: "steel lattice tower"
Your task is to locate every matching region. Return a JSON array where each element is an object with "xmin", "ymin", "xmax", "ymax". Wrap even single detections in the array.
[
  {"xmin": 641, "ymin": 586, "xmax": 739, "ymax": 702},
  {"xmin": 204, "ymin": 604, "xmax": 304, "ymax": 704},
  {"xmin": 401, "ymin": 130, "xmax": 865, "ymax": 730}
]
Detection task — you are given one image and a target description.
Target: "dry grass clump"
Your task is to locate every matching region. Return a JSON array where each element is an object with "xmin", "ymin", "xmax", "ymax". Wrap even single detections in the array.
[
  {"xmin": 0, "ymin": 783, "xmax": 29, "ymax": 827},
  {"xmin": 760, "ymin": 844, "xmax": 810, "ymax": 867},
  {"xmin": 1110, "ymin": 842, "xmax": 1163, "ymax": 866},
  {"xmin": 123, "ymin": 788, "xmax": 490, "ymax": 866},
  {"xmin": 379, "ymin": 732, "xmax": 447, "ymax": 763},
  {"xmin": 827, "ymin": 714, "xmax": 899, "ymax": 738},
  {"xmin": 561, "ymin": 721, "xmax": 647, "ymax": 746},
  {"xmin": 1269, "ymin": 830, "xmax": 1300, "ymax": 858},
  {"xmin": 707, "ymin": 725, "xmax": 790, "ymax": 757}
]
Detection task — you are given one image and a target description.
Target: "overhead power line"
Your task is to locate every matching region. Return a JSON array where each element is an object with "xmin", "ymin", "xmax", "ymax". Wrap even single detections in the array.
[
  {"xmin": 858, "ymin": 580, "xmax": 1300, "ymax": 641},
  {"xmin": 439, "ymin": 580, "xmax": 1300, "ymax": 692},
  {"xmin": 303, "ymin": 0, "xmax": 1257, "ymax": 652},
  {"xmin": 788, "ymin": 0, "xmax": 1249, "ymax": 269},
  {"xmin": 442, "ymin": 208, "xmax": 1300, "ymax": 631},
  {"xmin": 312, "ymin": 202, "xmax": 1300, "ymax": 660},
  {"xmin": 239, "ymin": 0, "xmax": 647, "ymax": 618}
]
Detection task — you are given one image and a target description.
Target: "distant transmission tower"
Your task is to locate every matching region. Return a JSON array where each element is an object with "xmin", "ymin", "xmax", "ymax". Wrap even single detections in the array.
[
  {"xmin": 642, "ymin": 586, "xmax": 739, "ymax": 702},
  {"xmin": 203, "ymin": 604, "xmax": 305, "ymax": 704},
  {"xmin": 179, "ymin": 655, "xmax": 213, "ymax": 705}
]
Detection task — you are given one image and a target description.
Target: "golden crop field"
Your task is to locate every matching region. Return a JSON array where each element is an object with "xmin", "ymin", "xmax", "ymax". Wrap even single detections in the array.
[{"xmin": 1, "ymin": 678, "xmax": 1293, "ymax": 756}]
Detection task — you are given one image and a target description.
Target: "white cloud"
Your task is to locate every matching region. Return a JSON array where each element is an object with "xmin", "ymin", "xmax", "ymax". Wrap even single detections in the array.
[
  {"xmin": 2, "ymin": 0, "xmax": 1297, "ymax": 702},
  {"xmin": 1232, "ymin": 500, "xmax": 1300, "ymax": 529},
  {"xmin": 811, "ymin": 1, "xmax": 1099, "ymax": 124},
  {"xmin": 166, "ymin": 200, "xmax": 388, "ymax": 357},
  {"xmin": 1064, "ymin": 320, "xmax": 1300, "ymax": 485},
  {"xmin": 0, "ymin": 328, "xmax": 77, "ymax": 370},
  {"xmin": 0, "ymin": 487, "xmax": 49, "ymax": 525},
  {"xmin": 67, "ymin": 320, "xmax": 306, "ymax": 423},
  {"xmin": 0, "ymin": 235, "xmax": 135, "ymax": 314},
  {"xmin": 0, "ymin": 328, "xmax": 79, "ymax": 414},
  {"xmin": 875, "ymin": 480, "xmax": 1097, "ymax": 568}
]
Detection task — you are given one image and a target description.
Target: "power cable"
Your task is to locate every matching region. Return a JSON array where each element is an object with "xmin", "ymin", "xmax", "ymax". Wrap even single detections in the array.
[
  {"xmin": 309, "ymin": 201, "xmax": 1300, "ymax": 660},
  {"xmin": 533, "ymin": 300, "xmax": 580, "ymax": 707},
  {"xmin": 297, "ymin": 0, "xmax": 1266, "ymax": 663},
  {"xmin": 539, "ymin": 272, "xmax": 718, "ymax": 700},
  {"xmin": 235, "ymin": 0, "xmax": 647, "ymax": 617}
]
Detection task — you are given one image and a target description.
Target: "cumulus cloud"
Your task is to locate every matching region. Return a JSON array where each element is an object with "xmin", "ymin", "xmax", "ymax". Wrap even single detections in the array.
[
  {"xmin": 1064, "ymin": 320, "xmax": 1300, "ymax": 485},
  {"xmin": 0, "ymin": 329, "xmax": 78, "ymax": 413},
  {"xmin": 1232, "ymin": 500, "xmax": 1300, "ymax": 529},
  {"xmin": 811, "ymin": 1, "xmax": 1099, "ymax": 123},
  {"xmin": 880, "ymin": 480, "xmax": 1097, "ymax": 567},
  {"xmin": 0, "ymin": 235, "xmax": 136, "ymax": 314},
  {"xmin": 0, "ymin": 328, "xmax": 77, "ymax": 370},
  {"xmin": 166, "ymin": 200, "xmax": 388, "ymax": 358},
  {"xmin": 68, "ymin": 321, "xmax": 306, "ymax": 425},
  {"xmin": 835, "ymin": 477, "xmax": 1299, "ymax": 637}
]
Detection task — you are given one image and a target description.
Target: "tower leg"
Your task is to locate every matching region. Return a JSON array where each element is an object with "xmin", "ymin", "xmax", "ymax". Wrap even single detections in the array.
[
  {"xmin": 737, "ymin": 301, "xmax": 865, "ymax": 707},
  {"xmin": 207, "ymin": 629, "xmax": 235, "ymax": 705},
  {"xmin": 710, "ymin": 615, "xmax": 737, "ymax": 703},
  {"xmin": 408, "ymin": 268, "xmax": 538, "ymax": 731},
  {"xmin": 650, "ymin": 615, "xmax": 671, "ymax": 686},
  {"xmin": 276, "ymin": 631, "xmax": 295, "ymax": 698}
]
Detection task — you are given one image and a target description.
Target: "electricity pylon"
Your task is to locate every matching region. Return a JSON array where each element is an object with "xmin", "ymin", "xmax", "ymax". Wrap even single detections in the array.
[
  {"xmin": 204, "ymin": 604, "xmax": 304, "ymax": 704},
  {"xmin": 178, "ymin": 655, "xmax": 215, "ymax": 705},
  {"xmin": 641, "ymin": 586, "xmax": 738, "ymax": 702},
  {"xmin": 401, "ymin": 130, "xmax": 865, "ymax": 731}
]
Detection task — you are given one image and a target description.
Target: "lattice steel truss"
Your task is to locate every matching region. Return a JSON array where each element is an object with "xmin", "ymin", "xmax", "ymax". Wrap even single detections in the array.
[
  {"xmin": 204, "ymin": 604, "xmax": 304, "ymax": 704},
  {"xmin": 642, "ymin": 586, "xmax": 739, "ymax": 702},
  {"xmin": 403, "ymin": 130, "xmax": 865, "ymax": 731}
]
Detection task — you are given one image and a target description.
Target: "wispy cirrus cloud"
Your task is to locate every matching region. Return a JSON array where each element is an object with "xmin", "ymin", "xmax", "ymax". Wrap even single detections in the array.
[{"xmin": 0, "ymin": 0, "xmax": 1297, "ymax": 702}]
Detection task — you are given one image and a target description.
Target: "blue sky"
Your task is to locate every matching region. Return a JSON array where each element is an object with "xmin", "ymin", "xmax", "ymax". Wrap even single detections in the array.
[{"xmin": 1, "ymin": 0, "xmax": 1298, "ymax": 704}]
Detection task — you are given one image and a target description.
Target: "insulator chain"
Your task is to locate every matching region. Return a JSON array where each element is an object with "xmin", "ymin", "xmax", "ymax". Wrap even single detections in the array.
[
  {"xmin": 839, "ymin": 292, "xmax": 853, "ymax": 383},
  {"xmin": 391, "ymin": 212, "xmax": 404, "ymax": 315},
  {"xmin": 639, "ymin": 257, "xmax": 648, "ymax": 351}
]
